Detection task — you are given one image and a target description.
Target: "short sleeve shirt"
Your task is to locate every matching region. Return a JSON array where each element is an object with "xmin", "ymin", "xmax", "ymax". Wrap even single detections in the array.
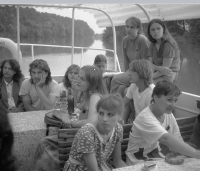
[
  {"xmin": 64, "ymin": 123, "xmax": 123, "ymax": 171},
  {"xmin": 126, "ymin": 84, "xmax": 155, "ymax": 117},
  {"xmin": 148, "ymin": 42, "xmax": 180, "ymax": 71},
  {"xmin": 19, "ymin": 79, "xmax": 60, "ymax": 110},
  {"xmin": 126, "ymin": 106, "xmax": 182, "ymax": 164}
]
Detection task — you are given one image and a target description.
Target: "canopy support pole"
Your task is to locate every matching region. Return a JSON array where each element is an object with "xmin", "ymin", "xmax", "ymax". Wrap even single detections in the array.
[
  {"xmin": 71, "ymin": 8, "xmax": 75, "ymax": 64},
  {"xmin": 135, "ymin": 4, "xmax": 151, "ymax": 21},
  {"xmin": 16, "ymin": 5, "xmax": 21, "ymax": 65}
]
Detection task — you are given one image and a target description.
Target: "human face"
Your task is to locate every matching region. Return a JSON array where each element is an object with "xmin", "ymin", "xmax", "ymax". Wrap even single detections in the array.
[
  {"xmin": 125, "ymin": 20, "xmax": 139, "ymax": 39},
  {"xmin": 95, "ymin": 62, "xmax": 107, "ymax": 73},
  {"xmin": 68, "ymin": 68, "xmax": 79, "ymax": 83},
  {"xmin": 128, "ymin": 70, "xmax": 140, "ymax": 83},
  {"xmin": 76, "ymin": 69, "xmax": 89, "ymax": 92},
  {"xmin": 31, "ymin": 67, "xmax": 45, "ymax": 84},
  {"xmin": 3, "ymin": 62, "xmax": 16, "ymax": 79},
  {"xmin": 154, "ymin": 94, "xmax": 179, "ymax": 114},
  {"xmin": 150, "ymin": 23, "xmax": 164, "ymax": 40},
  {"xmin": 98, "ymin": 107, "xmax": 120, "ymax": 132}
]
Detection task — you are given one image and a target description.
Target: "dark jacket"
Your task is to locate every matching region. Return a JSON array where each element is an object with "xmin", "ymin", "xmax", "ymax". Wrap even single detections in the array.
[{"xmin": 0, "ymin": 77, "xmax": 25, "ymax": 112}]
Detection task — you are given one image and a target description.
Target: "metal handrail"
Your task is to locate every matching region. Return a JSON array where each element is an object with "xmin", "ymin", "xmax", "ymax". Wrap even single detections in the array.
[{"xmin": 20, "ymin": 43, "xmax": 121, "ymax": 69}]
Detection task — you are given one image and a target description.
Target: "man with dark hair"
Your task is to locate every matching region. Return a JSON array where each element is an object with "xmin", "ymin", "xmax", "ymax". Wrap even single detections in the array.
[
  {"xmin": 19, "ymin": 59, "xmax": 59, "ymax": 111},
  {"xmin": 0, "ymin": 59, "xmax": 25, "ymax": 112}
]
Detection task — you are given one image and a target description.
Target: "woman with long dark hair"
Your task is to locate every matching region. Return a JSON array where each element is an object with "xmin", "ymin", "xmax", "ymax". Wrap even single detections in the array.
[
  {"xmin": 0, "ymin": 59, "xmax": 25, "ymax": 112},
  {"xmin": 147, "ymin": 18, "xmax": 181, "ymax": 84}
]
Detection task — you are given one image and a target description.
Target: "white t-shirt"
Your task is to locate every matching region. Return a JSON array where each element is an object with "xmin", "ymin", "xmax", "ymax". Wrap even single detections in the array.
[
  {"xmin": 126, "ymin": 83, "xmax": 155, "ymax": 117},
  {"xmin": 19, "ymin": 79, "xmax": 60, "ymax": 110},
  {"xmin": 126, "ymin": 106, "xmax": 182, "ymax": 165}
]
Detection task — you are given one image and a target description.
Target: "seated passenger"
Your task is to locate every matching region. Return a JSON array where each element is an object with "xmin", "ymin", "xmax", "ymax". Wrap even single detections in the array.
[
  {"xmin": 123, "ymin": 59, "xmax": 154, "ymax": 124},
  {"xmin": 93, "ymin": 54, "xmax": 112, "ymax": 92},
  {"xmin": 126, "ymin": 80, "xmax": 200, "ymax": 165},
  {"xmin": 19, "ymin": 59, "xmax": 60, "ymax": 111},
  {"xmin": 110, "ymin": 16, "xmax": 150, "ymax": 97},
  {"xmin": 0, "ymin": 59, "xmax": 25, "ymax": 112},
  {"xmin": 59, "ymin": 64, "xmax": 82, "ymax": 106},
  {"xmin": 32, "ymin": 65, "xmax": 108, "ymax": 171},
  {"xmin": 147, "ymin": 19, "xmax": 181, "ymax": 84},
  {"xmin": 64, "ymin": 93, "xmax": 127, "ymax": 171},
  {"xmin": 61, "ymin": 65, "xmax": 108, "ymax": 128},
  {"xmin": 0, "ymin": 99, "xmax": 16, "ymax": 171}
]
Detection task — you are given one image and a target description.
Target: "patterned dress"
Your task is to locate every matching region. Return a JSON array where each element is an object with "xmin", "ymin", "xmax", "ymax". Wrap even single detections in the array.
[{"xmin": 64, "ymin": 123, "xmax": 123, "ymax": 171}]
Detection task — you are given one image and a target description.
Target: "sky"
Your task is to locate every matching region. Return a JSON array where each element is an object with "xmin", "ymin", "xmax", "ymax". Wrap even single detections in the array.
[{"xmin": 36, "ymin": 7, "xmax": 105, "ymax": 34}]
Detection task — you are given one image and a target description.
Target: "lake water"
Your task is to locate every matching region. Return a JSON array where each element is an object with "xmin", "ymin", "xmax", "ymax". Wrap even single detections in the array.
[{"xmin": 12, "ymin": 39, "xmax": 200, "ymax": 96}]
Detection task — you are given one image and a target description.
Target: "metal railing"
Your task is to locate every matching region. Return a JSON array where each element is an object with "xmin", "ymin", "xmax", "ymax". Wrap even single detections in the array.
[{"xmin": 20, "ymin": 43, "xmax": 122, "ymax": 72}]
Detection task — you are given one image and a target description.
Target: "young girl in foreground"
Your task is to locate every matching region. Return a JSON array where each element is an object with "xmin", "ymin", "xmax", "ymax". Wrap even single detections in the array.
[
  {"xmin": 64, "ymin": 93, "xmax": 127, "ymax": 171},
  {"xmin": 126, "ymin": 80, "xmax": 200, "ymax": 165}
]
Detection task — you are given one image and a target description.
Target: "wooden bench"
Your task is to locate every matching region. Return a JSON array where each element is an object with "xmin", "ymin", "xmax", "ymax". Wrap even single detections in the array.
[
  {"xmin": 58, "ymin": 128, "xmax": 79, "ymax": 170},
  {"xmin": 176, "ymin": 116, "xmax": 197, "ymax": 142},
  {"xmin": 57, "ymin": 124, "xmax": 132, "ymax": 170},
  {"xmin": 57, "ymin": 115, "xmax": 197, "ymax": 170}
]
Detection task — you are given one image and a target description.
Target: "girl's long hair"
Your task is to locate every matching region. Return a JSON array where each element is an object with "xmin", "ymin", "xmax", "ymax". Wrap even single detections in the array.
[
  {"xmin": 147, "ymin": 18, "xmax": 179, "ymax": 49},
  {"xmin": 81, "ymin": 65, "xmax": 108, "ymax": 95},
  {"xmin": 0, "ymin": 59, "xmax": 24, "ymax": 83}
]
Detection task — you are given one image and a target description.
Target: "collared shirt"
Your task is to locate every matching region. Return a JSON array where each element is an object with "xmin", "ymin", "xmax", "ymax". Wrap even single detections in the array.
[{"xmin": 4, "ymin": 79, "xmax": 16, "ymax": 109}]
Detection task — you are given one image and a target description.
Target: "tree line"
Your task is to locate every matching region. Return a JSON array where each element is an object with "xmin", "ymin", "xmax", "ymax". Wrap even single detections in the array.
[{"xmin": 0, "ymin": 5, "xmax": 94, "ymax": 42}]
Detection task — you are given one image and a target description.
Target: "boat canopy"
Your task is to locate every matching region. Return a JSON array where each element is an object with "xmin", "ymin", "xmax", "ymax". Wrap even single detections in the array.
[
  {"xmin": 80, "ymin": 4, "xmax": 200, "ymax": 27},
  {"xmin": 2, "ymin": 4, "xmax": 200, "ymax": 27}
]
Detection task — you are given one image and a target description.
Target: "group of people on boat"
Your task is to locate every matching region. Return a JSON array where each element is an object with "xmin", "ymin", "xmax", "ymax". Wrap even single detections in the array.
[{"xmin": 0, "ymin": 16, "xmax": 200, "ymax": 171}]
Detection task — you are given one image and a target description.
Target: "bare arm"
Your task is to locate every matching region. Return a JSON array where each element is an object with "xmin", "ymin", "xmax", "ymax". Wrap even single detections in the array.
[
  {"xmin": 71, "ymin": 94, "xmax": 101, "ymax": 128},
  {"xmin": 159, "ymin": 133, "xmax": 200, "ymax": 158},
  {"xmin": 149, "ymin": 57, "xmax": 173, "ymax": 78},
  {"xmin": 122, "ymin": 96, "xmax": 131, "ymax": 122},
  {"xmin": 124, "ymin": 96, "xmax": 131, "ymax": 107},
  {"xmin": 123, "ymin": 39, "xmax": 129, "ymax": 71},
  {"xmin": 22, "ymin": 95, "xmax": 37, "ymax": 111},
  {"xmin": 83, "ymin": 153, "xmax": 99, "ymax": 171},
  {"xmin": 113, "ymin": 142, "xmax": 127, "ymax": 168},
  {"xmin": 35, "ymin": 72, "xmax": 58, "ymax": 110}
]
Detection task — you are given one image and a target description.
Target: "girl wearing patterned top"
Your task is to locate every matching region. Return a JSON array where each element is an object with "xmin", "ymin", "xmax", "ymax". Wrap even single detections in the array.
[{"xmin": 64, "ymin": 93, "xmax": 127, "ymax": 171}]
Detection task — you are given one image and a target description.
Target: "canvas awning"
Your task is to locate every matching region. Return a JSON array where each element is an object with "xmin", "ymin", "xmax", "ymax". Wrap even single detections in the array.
[{"xmin": 80, "ymin": 4, "xmax": 200, "ymax": 27}]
